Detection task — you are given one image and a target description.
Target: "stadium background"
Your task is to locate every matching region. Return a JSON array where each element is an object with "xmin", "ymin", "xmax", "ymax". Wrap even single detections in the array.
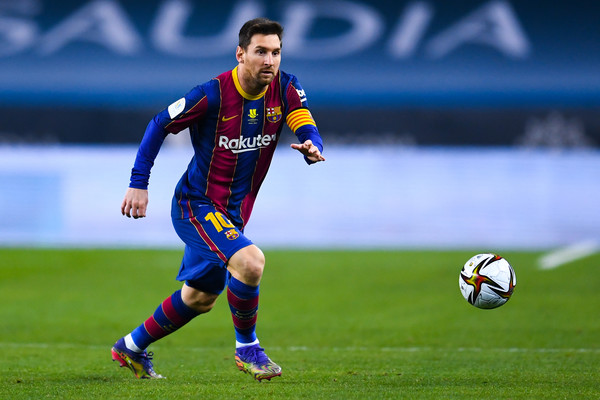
[{"xmin": 0, "ymin": 0, "xmax": 598, "ymax": 250}]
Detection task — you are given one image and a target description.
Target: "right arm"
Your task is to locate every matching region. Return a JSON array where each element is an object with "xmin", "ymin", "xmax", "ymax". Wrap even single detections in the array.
[
  {"xmin": 121, "ymin": 118, "xmax": 168, "ymax": 218},
  {"xmin": 121, "ymin": 187, "xmax": 149, "ymax": 219},
  {"xmin": 122, "ymin": 86, "xmax": 209, "ymax": 218}
]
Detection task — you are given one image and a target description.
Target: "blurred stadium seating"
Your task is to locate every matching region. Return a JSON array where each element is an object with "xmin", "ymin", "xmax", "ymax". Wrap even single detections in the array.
[{"xmin": 0, "ymin": 0, "xmax": 598, "ymax": 248}]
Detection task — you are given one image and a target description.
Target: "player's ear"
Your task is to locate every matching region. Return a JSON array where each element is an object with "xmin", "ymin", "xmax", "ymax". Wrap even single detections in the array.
[{"xmin": 236, "ymin": 46, "xmax": 244, "ymax": 63}]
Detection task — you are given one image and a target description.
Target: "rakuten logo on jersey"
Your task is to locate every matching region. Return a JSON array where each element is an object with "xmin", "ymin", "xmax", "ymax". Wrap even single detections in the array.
[{"xmin": 218, "ymin": 134, "xmax": 277, "ymax": 154}]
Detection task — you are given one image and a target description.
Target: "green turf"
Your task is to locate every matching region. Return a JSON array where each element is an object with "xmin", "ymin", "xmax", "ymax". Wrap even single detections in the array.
[{"xmin": 1, "ymin": 248, "xmax": 599, "ymax": 399}]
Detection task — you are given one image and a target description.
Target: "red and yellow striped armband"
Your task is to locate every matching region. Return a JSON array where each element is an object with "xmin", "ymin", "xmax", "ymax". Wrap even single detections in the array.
[{"xmin": 286, "ymin": 108, "xmax": 316, "ymax": 133}]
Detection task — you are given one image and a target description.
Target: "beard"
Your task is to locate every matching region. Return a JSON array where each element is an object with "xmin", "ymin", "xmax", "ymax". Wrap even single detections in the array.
[{"xmin": 255, "ymin": 69, "xmax": 276, "ymax": 86}]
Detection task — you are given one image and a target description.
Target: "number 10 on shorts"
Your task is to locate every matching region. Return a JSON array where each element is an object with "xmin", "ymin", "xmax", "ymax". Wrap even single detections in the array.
[{"xmin": 204, "ymin": 211, "xmax": 235, "ymax": 232}]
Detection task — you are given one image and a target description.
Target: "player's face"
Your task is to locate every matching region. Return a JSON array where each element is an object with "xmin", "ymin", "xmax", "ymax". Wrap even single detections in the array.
[{"xmin": 236, "ymin": 34, "xmax": 281, "ymax": 94}]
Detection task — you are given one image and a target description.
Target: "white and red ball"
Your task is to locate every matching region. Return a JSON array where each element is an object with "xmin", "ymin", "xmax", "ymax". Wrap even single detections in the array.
[{"xmin": 459, "ymin": 253, "xmax": 516, "ymax": 309}]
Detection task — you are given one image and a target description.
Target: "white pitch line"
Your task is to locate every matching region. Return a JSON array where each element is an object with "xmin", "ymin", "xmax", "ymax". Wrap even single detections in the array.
[
  {"xmin": 538, "ymin": 239, "xmax": 600, "ymax": 270},
  {"xmin": 1, "ymin": 342, "xmax": 600, "ymax": 354}
]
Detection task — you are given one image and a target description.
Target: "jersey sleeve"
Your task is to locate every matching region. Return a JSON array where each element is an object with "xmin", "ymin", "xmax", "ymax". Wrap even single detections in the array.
[
  {"xmin": 129, "ymin": 118, "xmax": 168, "ymax": 189},
  {"xmin": 284, "ymin": 75, "xmax": 324, "ymax": 164},
  {"xmin": 129, "ymin": 86, "xmax": 209, "ymax": 189},
  {"xmin": 155, "ymin": 85, "xmax": 209, "ymax": 133}
]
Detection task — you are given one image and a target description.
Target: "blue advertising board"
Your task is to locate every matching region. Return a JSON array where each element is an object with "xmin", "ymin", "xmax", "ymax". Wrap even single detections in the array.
[{"xmin": 1, "ymin": 0, "xmax": 599, "ymax": 108}]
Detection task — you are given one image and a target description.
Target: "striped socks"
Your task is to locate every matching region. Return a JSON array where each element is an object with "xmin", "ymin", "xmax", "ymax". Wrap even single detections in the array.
[
  {"xmin": 127, "ymin": 289, "xmax": 199, "ymax": 352},
  {"xmin": 227, "ymin": 277, "xmax": 259, "ymax": 346},
  {"xmin": 124, "ymin": 280, "xmax": 261, "ymax": 352}
]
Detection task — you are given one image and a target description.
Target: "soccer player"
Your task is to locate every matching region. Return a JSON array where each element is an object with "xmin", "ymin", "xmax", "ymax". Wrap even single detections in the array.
[{"xmin": 110, "ymin": 18, "xmax": 324, "ymax": 381}]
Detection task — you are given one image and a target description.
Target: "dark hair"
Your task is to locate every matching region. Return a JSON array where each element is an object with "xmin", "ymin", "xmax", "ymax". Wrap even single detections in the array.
[{"xmin": 238, "ymin": 18, "xmax": 283, "ymax": 49}]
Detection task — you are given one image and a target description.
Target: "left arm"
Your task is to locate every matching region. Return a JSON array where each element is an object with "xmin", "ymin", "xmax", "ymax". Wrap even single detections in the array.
[
  {"xmin": 290, "ymin": 140, "xmax": 325, "ymax": 163},
  {"xmin": 290, "ymin": 126, "xmax": 325, "ymax": 163},
  {"xmin": 284, "ymin": 74, "xmax": 325, "ymax": 164}
]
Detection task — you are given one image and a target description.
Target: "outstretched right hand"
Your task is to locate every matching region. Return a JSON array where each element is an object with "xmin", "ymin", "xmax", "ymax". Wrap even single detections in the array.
[{"xmin": 121, "ymin": 187, "xmax": 148, "ymax": 219}]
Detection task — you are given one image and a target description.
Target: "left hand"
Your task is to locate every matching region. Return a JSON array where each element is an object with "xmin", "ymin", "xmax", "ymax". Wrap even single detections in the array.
[{"xmin": 290, "ymin": 140, "xmax": 325, "ymax": 163}]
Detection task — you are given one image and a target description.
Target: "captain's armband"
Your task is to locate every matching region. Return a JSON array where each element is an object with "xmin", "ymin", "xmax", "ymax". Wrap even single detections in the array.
[{"xmin": 286, "ymin": 108, "xmax": 316, "ymax": 133}]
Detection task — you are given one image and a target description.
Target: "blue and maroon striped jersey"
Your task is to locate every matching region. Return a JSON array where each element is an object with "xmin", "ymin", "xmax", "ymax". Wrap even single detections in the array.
[{"xmin": 129, "ymin": 67, "xmax": 323, "ymax": 229}]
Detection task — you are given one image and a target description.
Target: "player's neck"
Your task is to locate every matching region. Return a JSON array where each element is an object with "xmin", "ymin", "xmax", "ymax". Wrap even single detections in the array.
[{"xmin": 235, "ymin": 65, "xmax": 268, "ymax": 97}]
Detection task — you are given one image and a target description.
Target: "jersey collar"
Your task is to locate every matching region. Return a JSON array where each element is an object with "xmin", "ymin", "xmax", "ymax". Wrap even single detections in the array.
[{"xmin": 232, "ymin": 66, "xmax": 268, "ymax": 100}]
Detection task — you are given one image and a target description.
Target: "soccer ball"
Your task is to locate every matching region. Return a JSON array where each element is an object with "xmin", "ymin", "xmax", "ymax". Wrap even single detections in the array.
[{"xmin": 459, "ymin": 253, "xmax": 516, "ymax": 309}]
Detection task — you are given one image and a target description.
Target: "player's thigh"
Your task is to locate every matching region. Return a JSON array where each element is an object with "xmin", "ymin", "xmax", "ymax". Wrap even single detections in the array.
[
  {"xmin": 177, "ymin": 244, "xmax": 229, "ymax": 294},
  {"xmin": 172, "ymin": 205, "xmax": 252, "ymax": 263},
  {"xmin": 172, "ymin": 205, "xmax": 253, "ymax": 291}
]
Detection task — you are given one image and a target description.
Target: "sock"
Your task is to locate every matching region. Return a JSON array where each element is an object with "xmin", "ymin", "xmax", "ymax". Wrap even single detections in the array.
[
  {"xmin": 236, "ymin": 339, "xmax": 259, "ymax": 348},
  {"xmin": 124, "ymin": 333, "xmax": 142, "ymax": 353},
  {"xmin": 227, "ymin": 277, "xmax": 259, "ymax": 346},
  {"xmin": 128, "ymin": 289, "xmax": 199, "ymax": 351}
]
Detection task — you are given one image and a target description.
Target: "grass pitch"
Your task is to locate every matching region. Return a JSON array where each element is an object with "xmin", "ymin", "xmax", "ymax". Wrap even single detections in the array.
[{"xmin": 1, "ymin": 248, "xmax": 599, "ymax": 399}]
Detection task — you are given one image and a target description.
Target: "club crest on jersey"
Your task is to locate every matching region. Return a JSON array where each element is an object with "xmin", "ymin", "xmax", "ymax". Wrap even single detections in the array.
[
  {"xmin": 225, "ymin": 229, "xmax": 239, "ymax": 240},
  {"xmin": 266, "ymin": 106, "xmax": 282, "ymax": 123}
]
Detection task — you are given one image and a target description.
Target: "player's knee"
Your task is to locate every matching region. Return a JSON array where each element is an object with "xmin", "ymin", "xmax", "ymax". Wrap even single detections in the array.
[
  {"xmin": 229, "ymin": 245, "xmax": 265, "ymax": 285},
  {"xmin": 181, "ymin": 286, "xmax": 219, "ymax": 314},
  {"xmin": 241, "ymin": 249, "xmax": 265, "ymax": 282},
  {"xmin": 188, "ymin": 295, "xmax": 218, "ymax": 314},
  {"xmin": 244, "ymin": 256, "xmax": 265, "ymax": 283}
]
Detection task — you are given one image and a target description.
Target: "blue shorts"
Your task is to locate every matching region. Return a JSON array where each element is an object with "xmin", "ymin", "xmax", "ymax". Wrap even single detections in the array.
[{"xmin": 172, "ymin": 205, "xmax": 253, "ymax": 294}]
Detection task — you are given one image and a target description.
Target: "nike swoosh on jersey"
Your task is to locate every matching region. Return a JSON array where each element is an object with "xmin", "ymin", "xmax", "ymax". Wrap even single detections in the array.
[{"xmin": 222, "ymin": 115, "xmax": 239, "ymax": 121}]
